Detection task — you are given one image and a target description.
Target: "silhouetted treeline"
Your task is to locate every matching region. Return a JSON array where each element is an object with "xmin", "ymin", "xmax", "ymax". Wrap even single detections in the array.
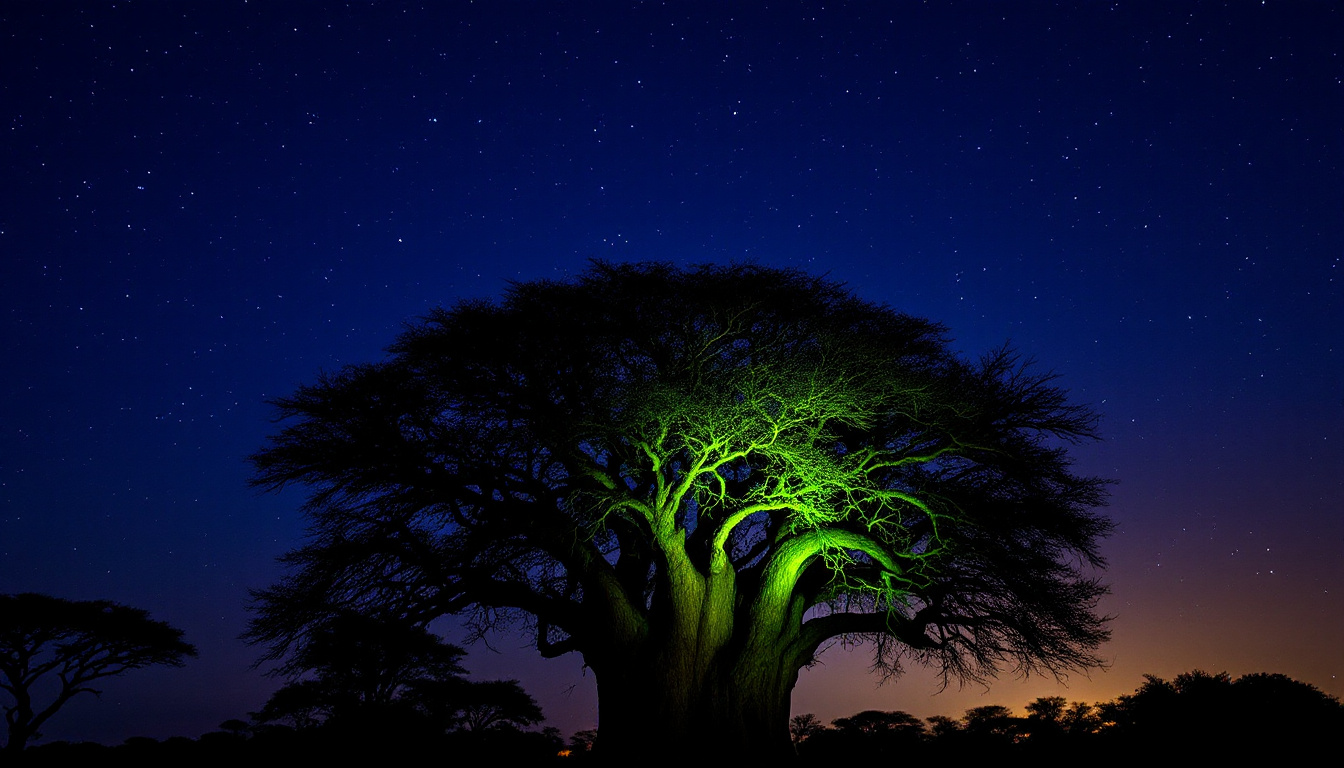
[
  {"xmin": 793, "ymin": 670, "xmax": 1343, "ymax": 763},
  {"xmin": 16, "ymin": 724, "xmax": 568, "ymax": 767},
  {"xmin": 14, "ymin": 669, "xmax": 1340, "ymax": 764},
  {"xmin": 15, "ymin": 612, "xmax": 566, "ymax": 765}
]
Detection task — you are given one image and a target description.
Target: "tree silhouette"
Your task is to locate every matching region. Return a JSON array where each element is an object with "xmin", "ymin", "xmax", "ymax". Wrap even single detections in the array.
[
  {"xmin": 252, "ymin": 611, "xmax": 466, "ymax": 741},
  {"xmin": 960, "ymin": 704, "xmax": 1020, "ymax": 744},
  {"xmin": 217, "ymin": 718, "xmax": 251, "ymax": 740},
  {"xmin": 1021, "ymin": 695, "xmax": 1099, "ymax": 755},
  {"xmin": 0, "ymin": 593, "xmax": 196, "ymax": 753},
  {"xmin": 287, "ymin": 611, "xmax": 466, "ymax": 711},
  {"xmin": 925, "ymin": 714, "xmax": 962, "ymax": 740},
  {"xmin": 827, "ymin": 709, "xmax": 927, "ymax": 757},
  {"xmin": 408, "ymin": 677, "xmax": 544, "ymax": 734},
  {"xmin": 1023, "ymin": 695, "xmax": 1067, "ymax": 742},
  {"xmin": 253, "ymin": 612, "xmax": 463, "ymax": 733},
  {"xmin": 248, "ymin": 261, "xmax": 1112, "ymax": 758},
  {"xmin": 254, "ymin": 611, "xmax": 543, "ymax": 745},
  {"xmin": 568, "ymin": 728, "xmax": 598, "ymax": 753},
  {"xmin": 1100, "ymin": 670, "xmax": 1344, "ymax": 757},
  {"xmin": 789, "ymin": 713, "xmax": 824, "ymax": 746},
  {"xmin": 1024, "ymin": 695, "xmax": 1066, "ymax": 723},
  {"xmin": 443, "ymin": 679, "xmax": 543, "ymax": 732},
  {"xmin": 832, "ymin": 709, "xmax": 926, "ymax": 737},
  {"xmin": 251, "ymin": 678, "xmax": 334, "ymax": 731},
  {"xmin": 1060, "ymin": 700, "xmax": 1101, "ymax": 736}
]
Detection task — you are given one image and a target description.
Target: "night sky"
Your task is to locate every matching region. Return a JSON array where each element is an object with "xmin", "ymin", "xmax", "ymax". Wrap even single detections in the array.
[{"xmin": 2, "ymin": 1, "xmax": 1340, "ymax": 746}]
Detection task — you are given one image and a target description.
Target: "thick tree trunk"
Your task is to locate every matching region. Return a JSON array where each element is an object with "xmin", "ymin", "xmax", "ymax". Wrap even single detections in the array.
[
  {"xmin": 582, "ymin": 527, "xmax": 805, "ymax": 760},
  {"xmin": 4, "ymin": 694, "xmax": 35, "ymax": 754},
  {"xmin": 4, "ymin": 718, "xmax": 32, "ymax": 754},
  {"xmin": 589, "ymin": 648, "xmax": 800, "ymax": 762}
]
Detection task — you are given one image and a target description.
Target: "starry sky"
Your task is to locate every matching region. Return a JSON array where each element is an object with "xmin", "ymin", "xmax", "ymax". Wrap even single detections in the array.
[{"xmin": 2, "ymin": 1, "xmax": 1340, "ymax": 746}]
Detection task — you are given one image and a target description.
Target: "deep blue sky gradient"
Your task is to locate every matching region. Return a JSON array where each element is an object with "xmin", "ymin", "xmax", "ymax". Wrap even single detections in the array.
[{"xmin": 2, "ymin": 1, "xmax": 1340, "ymax": 745}]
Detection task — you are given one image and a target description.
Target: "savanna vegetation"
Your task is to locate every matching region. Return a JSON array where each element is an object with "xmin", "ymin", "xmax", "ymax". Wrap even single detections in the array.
[{"xmin": 12, "ymin": 669, "xmax": 1339, "ymax": 764}]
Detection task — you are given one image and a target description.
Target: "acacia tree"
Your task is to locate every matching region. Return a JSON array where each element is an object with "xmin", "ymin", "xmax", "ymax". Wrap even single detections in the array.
[
  {"xmin": 248, "ymin": 262, "xmax": 1111, "ymax": 758},
  {"xmin": 252, "ymin": 611, "xmax": 469, "ymax": 731},
  {"xmin": 252, "ymin": 611, "xmax": 542, "ymax": 743},
  {"xmin": 439, "ymin": 679, "xmax": 545, "ymax": 733},
  {"xmin": 0, "ymin": 593, "xmax": 196, "ymax": 753}
]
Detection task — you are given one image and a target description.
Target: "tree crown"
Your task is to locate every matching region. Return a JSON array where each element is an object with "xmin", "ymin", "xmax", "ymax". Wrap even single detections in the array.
[
  {"xmin": 248, "ymin": 261, "xmax": 1111, "ymax": 693},
  {"xmin": 1, "ymin": 593, "xmax": 195, "ymax": 752}
]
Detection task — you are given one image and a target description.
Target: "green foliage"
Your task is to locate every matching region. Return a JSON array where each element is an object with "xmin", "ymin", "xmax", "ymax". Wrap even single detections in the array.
[{"xmin": 248, "ymin": 261, "xmax": 1112, "ymax": 754}]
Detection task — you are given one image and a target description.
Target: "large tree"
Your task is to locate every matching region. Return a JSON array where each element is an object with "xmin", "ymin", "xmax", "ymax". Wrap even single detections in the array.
[
  {"xmin": 0, "ymin": 593, "xmax": 196, "ymax": 753},
  {"xmin": 248, "ymin": 262, "xmax": 1111, "ymax": 758}
]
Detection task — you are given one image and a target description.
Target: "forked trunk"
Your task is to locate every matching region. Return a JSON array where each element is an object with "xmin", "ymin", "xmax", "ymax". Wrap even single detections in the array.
[{"xmin": 3, "ymin": 699, "xmax": 36, "ymax": 754}]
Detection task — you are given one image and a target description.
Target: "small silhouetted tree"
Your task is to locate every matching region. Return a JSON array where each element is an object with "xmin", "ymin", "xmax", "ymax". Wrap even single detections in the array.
[
  {"xmin": 1023, "ymin": 695, "xmax": 1067, "ymax": 742},
  {"xmin": 253, "ymin": 611, "xmax": 466, "ymax": 738},
  {"xmin": 925, "ymin": 714, "xmax": 961, "ymax": 740},
  {"xmin": 217, "ymin": 718, "xmax": 251, "ymax": 740},
  {"xmin": 0, "ymin": 593, "xmax": 196, "ymax": 753},
  {"xmin": 789, "ymin": 713, "xmax": 824, "ymax": 746},
  {"xmin": 829, "ymin": 709, "xmax": 927, "ymax": 757},
  {"xmin": 248, "ymin": 261, "xmax": 1112, "ymax": 759},
  {"xmin": 569, "ymin": 728, "xmax": 598, "ymax": 753},
  {"xmin": 251, "ymin": 679, "xmax": 335, "ymax": 730},
  {"xmin": 297, "ymin": 611, "xmax": 467, "ymax": 711},
  {"xmin": 420, "ymin": 677, "xmax": 549, "ymax": 762},
  {"xmin": 412, "ymin": 677, "xmax": 543, "ymax": 733},
  {"xmin": 255, "ymin": 611, "xmax": 545, "ymax": 747},
  {"xmin": 1025, "ymin": 695, "xmax": 1066, "ymax": 723},
  {"xmin": 1061, "ymin": 700, "xmax": 1101, "ymax": 736},
  {"xmin": 960, "ymin": 704, "xmax": 1021, "ymax": 749},
  {"xmin": 832, "ymin": 709, "xmax": 925, "ymax": 736}
]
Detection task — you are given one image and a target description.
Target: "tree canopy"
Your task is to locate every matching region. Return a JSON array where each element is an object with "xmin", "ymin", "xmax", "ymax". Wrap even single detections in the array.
[
  {"xmin": 252, "ymin": 611, "xmax": 468, "ymax": 731},
  {"xmin": 1099, "ymin": 670, "xmax": 1344, "ymax": 754},
  {"xmin": 252, "ymin": 611, "xmax": 543, "ymax": 744},
  {"xmin": 248, "ymin": 261, "xmax": 1112, "ymax": 757},
  {"xmin": 0, "ymin": 593, "xmax": 196, "ymax": 753}
]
